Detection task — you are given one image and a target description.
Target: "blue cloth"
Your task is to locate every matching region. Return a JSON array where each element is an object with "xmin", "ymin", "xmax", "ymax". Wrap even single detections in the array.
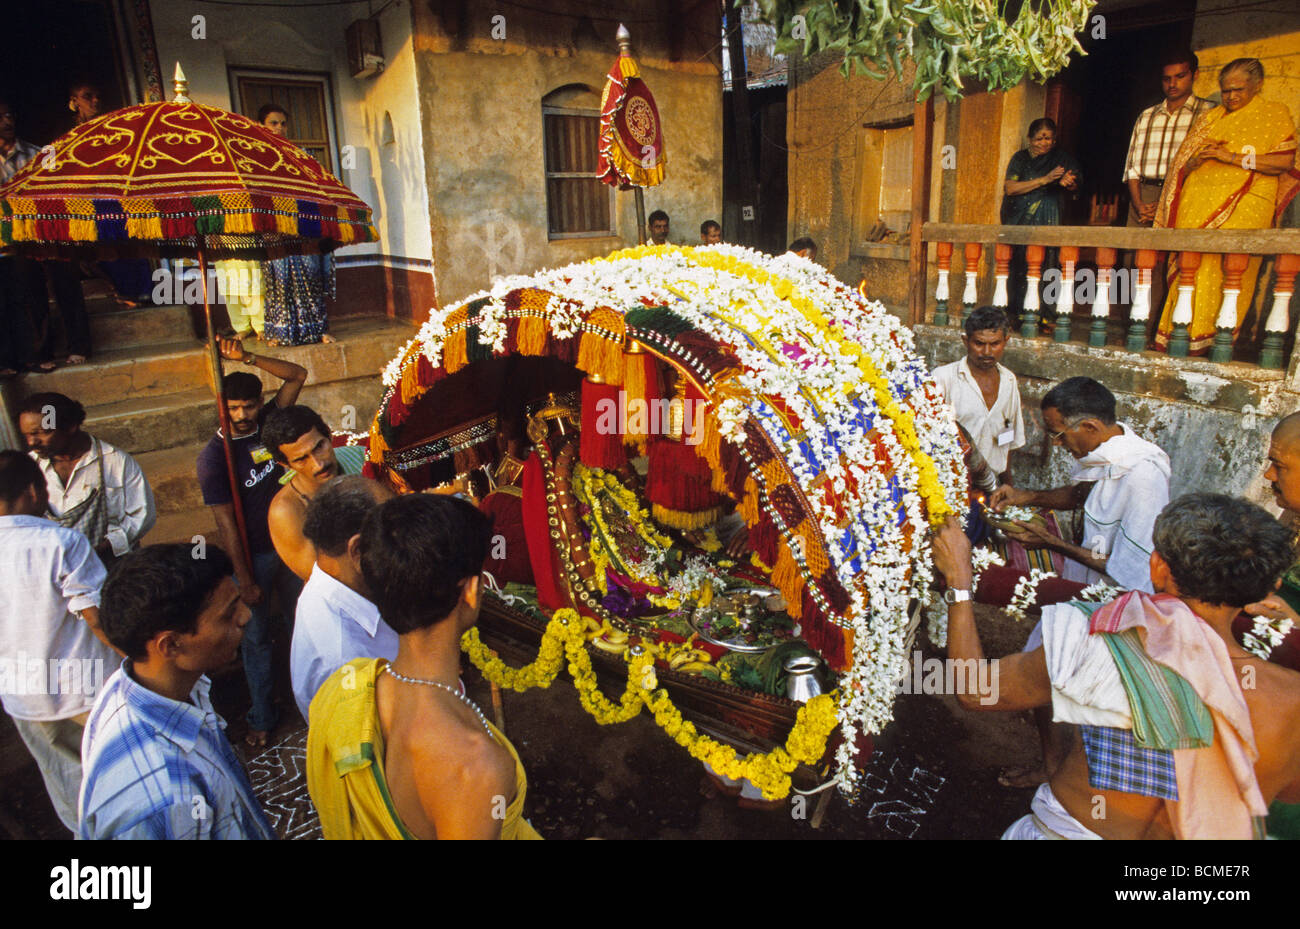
[
  {"xmin": 78, "ymin": 662, "xmax": 276, "ymax": 839},
  {"xmin": 1080, "ymin": 724, "xmax": 1178, "ymax": 800},
  {"xmin": 262, "ymin": 254, "xmax": 334, "ymax": 345}
]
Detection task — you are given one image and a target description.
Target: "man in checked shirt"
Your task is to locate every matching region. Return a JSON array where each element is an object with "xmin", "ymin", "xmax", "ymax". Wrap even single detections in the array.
[{"xmin": 1123, "ymin": 50, "xmax": 1214, "ymax": 328}]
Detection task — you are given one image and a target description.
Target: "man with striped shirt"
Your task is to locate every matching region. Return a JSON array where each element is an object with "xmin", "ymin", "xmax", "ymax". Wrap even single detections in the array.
[
  {"xmin": 1123, "ymin": 50, "xmax": 1214, "ymax": 338},
  {"xmin": 78, "ymin": 544, "xmax": 275, "ymax": 839},
  {"xmin": 1124, "ymin": 51, "xmax": 1215, "ymax": 228}
]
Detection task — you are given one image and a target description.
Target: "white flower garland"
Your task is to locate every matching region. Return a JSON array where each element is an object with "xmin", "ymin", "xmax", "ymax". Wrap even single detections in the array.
[
  {"xmin": 1242, "ymin": 615, "xmax": 1294, "ymax": 660},
  {"xmin": 1007, "ymin": 568, "xmax": 1057, "ymax": 622}
]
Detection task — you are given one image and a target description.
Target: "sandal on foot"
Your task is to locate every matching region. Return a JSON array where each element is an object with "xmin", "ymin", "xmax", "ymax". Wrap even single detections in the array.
[
  {"xmin": 245, "ymin": 729, "xmax": 269, "ymax": 749},
  {"xmin": 64, "ymin": 355, "xmax": 87, "ymax": 366}
]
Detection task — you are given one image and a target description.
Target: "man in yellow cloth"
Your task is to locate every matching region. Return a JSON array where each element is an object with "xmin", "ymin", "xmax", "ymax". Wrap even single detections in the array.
[
  {"xmin": 1154, "ymin": 58, "xmax": 1299, "ymax": 354},
  {"xmin": 306, "ymin": 494, "xmax": 541, "ymax": 839},
  {"xmin": 933, "ymin": 494, "xmax": 1300, "ymax": 839}
]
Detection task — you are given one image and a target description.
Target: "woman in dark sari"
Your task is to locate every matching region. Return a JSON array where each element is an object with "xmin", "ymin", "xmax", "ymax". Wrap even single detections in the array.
[{"xmin": 1001, "ymin": 118, "xmax": 1082, "ymax": 324}]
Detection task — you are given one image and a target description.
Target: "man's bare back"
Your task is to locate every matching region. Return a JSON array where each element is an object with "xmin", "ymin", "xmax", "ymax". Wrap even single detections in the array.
[
  {"xmin": 1051, "ymin": 651, "xmax": 1300, "ymax": 839},
  {"xmin": 374, "ymin": 668, "xmax": 516, "ymax": 840}
]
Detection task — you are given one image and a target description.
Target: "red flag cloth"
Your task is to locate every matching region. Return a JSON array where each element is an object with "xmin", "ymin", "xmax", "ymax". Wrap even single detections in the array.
[{"xmin": 597, "ymin": 53, "xmax": 667, "ymax": 189}]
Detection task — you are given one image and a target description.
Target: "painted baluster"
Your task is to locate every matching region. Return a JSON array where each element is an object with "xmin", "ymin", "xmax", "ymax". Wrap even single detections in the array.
[
  {"xmin": 1209, "ymin": 253, "xmax": 1250, "ymax": 363},
  {"xmin": 993, "ymin": 244, "xmax": 1011, "ymax": 310},
  {"xmin": 1053, "ymin": 246, "xmax": 1078, "ymax": 343},
  {"xmin": 1167, "ymin": 251, "xmax": 1202, "ymax": 357},
  {"xmin": 1020, "ymin": 244, "xmax": 1045, "ymax": 338},
  {"xmin": 933, "ymin": 241, "xmax": 953, "ymax": 326},
  {"xmin": 1260, "ymin": 254, "xmax": 1300, "ymax": 370},
  {"xmin": 961, "ymin": 242, "xmax": 982, "ymax": 325},
  {"xmin": 1090, "ymin": 247, "xmax": 1116, "ymax": 349},
  {"xmin": 1126, "ymin": 248, "xmax": 1157, "ymax": 353}
]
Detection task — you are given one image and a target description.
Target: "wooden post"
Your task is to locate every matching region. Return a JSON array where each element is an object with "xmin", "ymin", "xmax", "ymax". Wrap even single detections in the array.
[
  {"xmin": 1053, "ymin": 246, "xmax": 1079, "ymax": 343},
  {"xmin": 961, "ymin": 242, "xmax": 982, "ymax": 325},
  {"xmin": 932, "ymin": 241, "xmax": 953, "ymax": 326},
  {"xmin": 1127, "ymin": 248, "xmax": 1157, "ymax": 352},
  {"xmin": 725, "ymin": 12, "xmax": 758, "ymax": 248},
  {"xmin": 1261, "ymin": 254, "xmax": 1300, "ymax": 369},
  {"xmin": 1209, "ymin": 253, "xmax": 1249, "ymax": 363},
  {"xmin": 907, "ymin": 98, "xmax": 934, "ymax": 327},
  {"xmin": 1021, "ymin": 244, "xmax": 1045, "ymax": 338},
  {"xmin": 1168, "ymin": 251, "xmax": 1202, "ymax": 357},
  {"xmin": 993, "ymin": 243, "xmax": 1011, "ymax": 310},
  {"xmin": 1090, "ymin": 247, "xmax": 1116, "ymax": 348}
]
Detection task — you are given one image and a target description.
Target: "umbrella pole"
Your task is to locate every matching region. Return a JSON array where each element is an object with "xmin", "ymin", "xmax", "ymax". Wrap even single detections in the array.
[
  {"xmin": 634, "ymin": 187, "xmax": 647, "ymax": 245},
  {"xmin": 199, "ymin": 249, "xmax": 254, "ymax": 579}
]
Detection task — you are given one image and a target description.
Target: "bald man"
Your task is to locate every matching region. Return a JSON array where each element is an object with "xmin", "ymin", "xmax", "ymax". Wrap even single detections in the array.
[
  {"xmin": 1253, "ymin": 412, "xmax": 1300, "ymax": 837},
  {"xmin": 1249, "ymin": 413, "xmax": 1300, "ymax": 647}
]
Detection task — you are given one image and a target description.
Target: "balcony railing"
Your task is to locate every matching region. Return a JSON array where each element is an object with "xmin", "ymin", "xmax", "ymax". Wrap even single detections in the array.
[{"xmin": 916, "ymin": 223, "xmax": 1300, "ymax": 372}]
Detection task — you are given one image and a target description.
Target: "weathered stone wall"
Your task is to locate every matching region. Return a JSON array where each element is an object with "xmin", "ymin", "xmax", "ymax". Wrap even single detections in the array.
[
  {"xmin": 410, "ymin": 1, "xmax": 723, "ymax": 306},
  {"xmin": 916, "ymin": 326, "xmax": 1293, "ymax": 508},
  {"xmin": 785, "ymin": 49, "xmax": 1042, "ymax": 305}
]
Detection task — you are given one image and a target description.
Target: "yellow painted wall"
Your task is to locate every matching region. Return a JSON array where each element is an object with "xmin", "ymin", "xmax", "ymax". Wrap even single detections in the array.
[{"xmin": 1191, "ymin": 0, "xmax": 1299, "ymax": 126}]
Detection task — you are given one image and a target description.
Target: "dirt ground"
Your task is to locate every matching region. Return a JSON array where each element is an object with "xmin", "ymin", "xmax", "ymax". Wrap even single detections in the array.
[{"xmin": 0, "ymin": 603, "xmax": 1044, "ymax": 840}]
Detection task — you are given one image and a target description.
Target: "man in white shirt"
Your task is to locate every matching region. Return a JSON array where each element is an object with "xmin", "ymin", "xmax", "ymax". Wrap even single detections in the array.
[
  {"xmin": 932, "ymin": 306, "xmax": 1026, "ymax": 485},
  {"xmin": 290, "ymin": 474, "xmax": 396, "ymax": 720},
  {"xmin": 991, "ymin": 376, "xmax": 1171, "ymax": 593},
  {"xmin": 0, "ymin": 450, "xmax": 118, "ymax": 832},
  {"xmin": 17, "ymin": 392, "xmax": 156, "ymax": 566}
]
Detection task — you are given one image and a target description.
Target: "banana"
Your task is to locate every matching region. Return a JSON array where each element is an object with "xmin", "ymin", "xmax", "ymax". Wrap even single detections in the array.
[
  {"xmin": 689, "ymin": 649, "xmax": 714, "ymax": 664},
  {"xmin": 584, "ymin": 617, "xmax": 603, "ymax": 634},
  {"xmin": 590, "ymin": 636, "xmax": 628, "ymax": 654},
  {"xmin": 676, "ymin": 661, "xmax": 713, "ymax": 673},
  {"xmin": 669, "ymin": 650, "xmax": 693, "ymax": 671},
  {"xmin": 604, "ymin": 627, "xmax": 629, "ymax": 645}
]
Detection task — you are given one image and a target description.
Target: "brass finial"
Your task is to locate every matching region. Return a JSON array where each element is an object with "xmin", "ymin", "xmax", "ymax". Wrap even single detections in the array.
[
  {"xmin": 172, "ymin": 62, "xmax": 192, "ymax": 104},
  {"xmin": 616, "ymin": 23, "xmax": 632, "ymax": 55}
]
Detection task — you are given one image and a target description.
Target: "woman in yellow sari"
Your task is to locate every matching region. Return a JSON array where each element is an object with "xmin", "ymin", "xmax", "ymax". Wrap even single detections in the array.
[{"xmin": 1154, "ymin": 59, "xmax": 1300, "ymax": 354}]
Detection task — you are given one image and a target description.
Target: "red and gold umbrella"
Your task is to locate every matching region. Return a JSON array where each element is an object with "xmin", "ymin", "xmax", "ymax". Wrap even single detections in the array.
[
  {"xmin": 0, "ymin": 66, "xmax": 378, "ymax": 575},
  {"xmin": 0, "ymin": 98, "xmax": 374, "ymax": 258}
]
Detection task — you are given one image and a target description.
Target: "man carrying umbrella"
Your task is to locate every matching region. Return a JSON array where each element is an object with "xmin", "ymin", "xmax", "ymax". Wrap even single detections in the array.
[{"xmin": 195, "ymin": 335, "xmax": 306, "ymax": 747}]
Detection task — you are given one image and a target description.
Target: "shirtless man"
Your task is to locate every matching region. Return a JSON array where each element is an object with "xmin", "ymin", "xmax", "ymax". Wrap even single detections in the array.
[
  {"xmin": 932, "ymin": 494, "xmax": 1300, "ymax": 839},
  {"xmin": 307, "ymin": 494, "xmax": 539, "ymax": 838},
  {"xmin": 263, "ymin": 404, "xmax": 366, "ymax": 581}
]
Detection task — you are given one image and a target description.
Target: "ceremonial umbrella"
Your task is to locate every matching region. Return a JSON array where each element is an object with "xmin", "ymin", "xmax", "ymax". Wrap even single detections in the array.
[
  {"xmin": 598, "ymin": 25, "xmax": 668, "ymax": 243},
  {"xmin": 0, "ymin": 67, "xmax": 377, "ymax": 572}
]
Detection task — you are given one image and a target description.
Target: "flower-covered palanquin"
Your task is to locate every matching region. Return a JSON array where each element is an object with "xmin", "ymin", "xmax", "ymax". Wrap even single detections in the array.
[{"xmin": 366, "ymin": 244, "xmax": 967, "ymax": 797}]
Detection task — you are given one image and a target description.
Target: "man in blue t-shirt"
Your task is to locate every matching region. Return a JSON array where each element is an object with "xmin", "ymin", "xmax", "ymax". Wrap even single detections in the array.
[{"xmin": 195, "ymin": 335, "xmax": 306, "ymax": 747}]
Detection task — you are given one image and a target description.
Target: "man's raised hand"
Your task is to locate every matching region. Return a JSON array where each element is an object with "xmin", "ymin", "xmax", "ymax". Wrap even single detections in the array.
[
  {"xmin": 931, "ymin": 516, "xmax": 973, "ymax": 590},
  {"xmin": 217, "ymin": 335, "xmax": 246, "ymax": 361}
]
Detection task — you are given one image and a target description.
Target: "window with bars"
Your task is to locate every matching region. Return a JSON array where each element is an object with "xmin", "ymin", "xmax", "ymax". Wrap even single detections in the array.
[
  {"xmin": 543, "ymin": 105, "xmax": 614, "ymax": 239},
  {"xmin": 232, "ymin": 72, "xmax": 337, "ymax": 173}
]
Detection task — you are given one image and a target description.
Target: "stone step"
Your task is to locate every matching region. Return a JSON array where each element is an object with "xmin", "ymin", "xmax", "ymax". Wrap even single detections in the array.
[
  {"xmin": 135, "ymin": 441, "xmax": 212, "ymax": 515},
  {"xmin": 16, "ymin": 315, "xmax": 414, "ymax": 438},
  {"xmin": 13, "ymin": 340, "xmax": 207, "ymax": 405},
  {"xmin": 142, "ymin": 504, "xmax": 218, "ymax": 547},
  {"xmin": 88, "ymin": 303, "xmax": 200, "ymax": 352}
]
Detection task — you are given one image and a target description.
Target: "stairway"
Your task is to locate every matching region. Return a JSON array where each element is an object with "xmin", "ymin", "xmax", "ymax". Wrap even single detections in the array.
[{"xmin": 7, "ymin": 293, "xmax": 418, "ymax": 546}]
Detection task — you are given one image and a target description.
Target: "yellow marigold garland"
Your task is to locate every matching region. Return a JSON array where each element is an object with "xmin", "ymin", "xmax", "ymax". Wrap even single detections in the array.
[{"xmin": 461, "ymin": 607, "xmax": 839, "ymax": 799}]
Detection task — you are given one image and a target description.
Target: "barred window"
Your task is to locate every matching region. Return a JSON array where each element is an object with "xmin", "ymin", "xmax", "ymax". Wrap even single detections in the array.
[{"xmin": 543, "ymin": 99, "xmax": 614, "ymax": 239}]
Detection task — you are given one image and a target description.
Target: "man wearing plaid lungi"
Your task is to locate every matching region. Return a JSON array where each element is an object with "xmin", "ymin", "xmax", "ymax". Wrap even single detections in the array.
[{"xmin": 931, "ymin": 494, "xmax": 1300, "ymax": 839}]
